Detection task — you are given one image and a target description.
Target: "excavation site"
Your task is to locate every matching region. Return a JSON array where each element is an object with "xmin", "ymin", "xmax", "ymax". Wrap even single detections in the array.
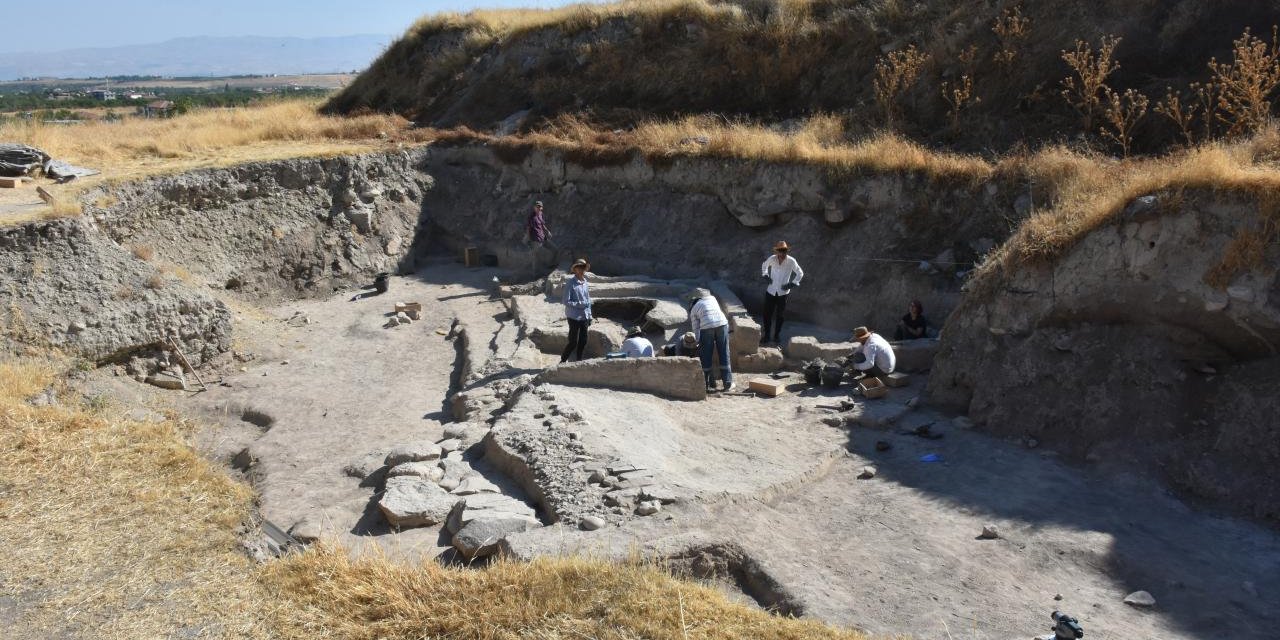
[{"xmin": 4, "ymin": 1, "xmax": 1280, "ymax": 639}]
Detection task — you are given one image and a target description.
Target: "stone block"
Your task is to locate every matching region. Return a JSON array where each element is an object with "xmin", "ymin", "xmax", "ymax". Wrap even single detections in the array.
[
  {"xmin": 786, "ymin": 336, "xmax": 857, "ymax": 362},
  {"xmin": 535, "ymin": 357, "xmax": 707, "ymax": 401},
  {"xmin": 748, "ymin": 379, "xmax": 788, "ymax": 397},
  {"xmin": 378, "ymin": 476, "xmax": 459, "ymax": 528},
  {"xmin": 885, "ymin": 372, "xmax": 911, "ymax": 387},
  {"xmin": 890, "ymin": 339, "xmax": 939, "ymax": 373},
  {"xmin": 735, "ymin": 347, "xmax": 783, "ymax": 373}
]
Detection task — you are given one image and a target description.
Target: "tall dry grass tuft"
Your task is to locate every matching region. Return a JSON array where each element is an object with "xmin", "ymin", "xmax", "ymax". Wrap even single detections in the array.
[{"xmin": 263, "ymin": 543, "xmax": 868, "ymax": 640}]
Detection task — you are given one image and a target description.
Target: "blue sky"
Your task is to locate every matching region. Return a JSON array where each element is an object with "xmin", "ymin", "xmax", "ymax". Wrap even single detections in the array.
[{"xmin": 6, "ymin": 0, "xmax": 567, "ymax": 53}]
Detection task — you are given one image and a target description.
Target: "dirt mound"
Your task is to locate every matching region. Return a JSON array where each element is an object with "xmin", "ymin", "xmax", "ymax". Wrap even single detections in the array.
[
  {"xmin": 928, "ymin": 189, "xmax": 1280, "ymax": 522},
  {"xmin": 326, "ymin": 0, "xmax": 1276, "ymax": 154}
]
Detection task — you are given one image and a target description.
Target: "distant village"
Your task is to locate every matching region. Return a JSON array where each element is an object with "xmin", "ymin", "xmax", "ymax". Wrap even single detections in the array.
[{"xmin": 0, "ymin": 74, "xmax": 348, "ymax": 123}]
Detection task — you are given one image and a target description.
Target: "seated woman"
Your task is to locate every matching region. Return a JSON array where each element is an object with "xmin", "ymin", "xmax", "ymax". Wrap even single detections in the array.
[{"xmin": 894, "ymin": 300, "xmax": 930, "ymax": 341}]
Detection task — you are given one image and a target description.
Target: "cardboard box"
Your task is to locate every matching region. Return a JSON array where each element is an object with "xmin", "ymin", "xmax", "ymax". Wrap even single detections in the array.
[
  {"xmin": 748, "ymin": 379, "xmax": 788, "ymax": 397},
  {"xmin": 394, "ymin": 301, "xmax": 422, "ymax": 314},
  {"xmin": 0, "ymin": 177, "xmax": 20, "ymax": 188},
  {"xmin": 463, "ymin": 247, "xmax": 480, "ymax": 267},
  {"xmin": 885, "ymin": 372, "xmax": 910, "ymax": 387},
  {"xmin": 858, "ymin": 377, "xmax": 888, "ymax": 399}
]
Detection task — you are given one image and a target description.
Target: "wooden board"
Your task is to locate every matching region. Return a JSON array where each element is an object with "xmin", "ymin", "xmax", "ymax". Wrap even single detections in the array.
[
  {"xmin": 463, "ymin": 246, "xmax": 480, "ymax": 267},
  {"xmin": 0, "ymin": 177, "xmax": 21, "ymax": 188},
  {"xmin": 748, "ymin": 379, "xmax": 788, "ymax": 397}
]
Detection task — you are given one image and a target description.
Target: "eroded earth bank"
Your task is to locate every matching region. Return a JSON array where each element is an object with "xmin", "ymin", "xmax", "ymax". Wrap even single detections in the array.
[{"xmin": 4, "ymin": 146, "xmax": 1279, "ymax": 639}]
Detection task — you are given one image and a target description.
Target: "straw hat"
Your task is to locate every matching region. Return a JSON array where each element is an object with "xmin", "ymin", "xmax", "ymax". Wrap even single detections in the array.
[
  {"xmin": 773, "ymin": 240, "xmax": 790, "ymax": 252},
  {"xmin": 853, "ymin": 326, "xmax": 871, "ymax": 340},
  {"xmin": 682, "ymin": 331, "xmax": 697, "ymax": 345},
  {"xmin": 686, "ymin": 287, "xmax": 712, "ymax": 301},
  {"xmin": 571, "ymin": 258, "xmax": 590, "ymax": 272}
]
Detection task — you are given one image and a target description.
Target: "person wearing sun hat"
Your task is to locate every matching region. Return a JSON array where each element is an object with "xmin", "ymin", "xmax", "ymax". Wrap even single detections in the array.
[
  {"xmin": 847, "ymin": 325, "xmax": 895, "ymax": 380},
  {"xmin": 621, "ymin": 326, "xmax": 655, "ymax": 358},
  {"xmin": 560, "ymin": 258, "xmax": 593, "ymax": 363},
  {"xmin": 688, "ymin": 288, "xmax": 734, "ymax": 392},
  {"xmin": 524, "ymin": 200, "xmax": 559, "ymax": 277},
  {"xmin": 760, "ymin": 240, "xmax": 804, "ymax": 345}
]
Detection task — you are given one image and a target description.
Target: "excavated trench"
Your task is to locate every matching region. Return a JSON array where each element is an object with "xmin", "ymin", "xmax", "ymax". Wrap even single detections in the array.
[{"xmin": 4, "ymin": 146, "xmax": 1280, "ymax": 638}]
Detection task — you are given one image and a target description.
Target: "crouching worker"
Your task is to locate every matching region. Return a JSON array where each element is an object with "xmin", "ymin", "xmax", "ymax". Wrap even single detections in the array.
[
  {"xmin": 621, "ymin": 327, "xmax": 655, "ymax": 358},
  {"xmin": 689, "ymin": 288, "xmax": 733, "ymax": 393},
  {"xmin": 848, "ymin": 326, "xmax": 895, "ymax": 380},
  {"xmin": 663, "ymin": 332, "xmax": 699, "ymax": 357}
]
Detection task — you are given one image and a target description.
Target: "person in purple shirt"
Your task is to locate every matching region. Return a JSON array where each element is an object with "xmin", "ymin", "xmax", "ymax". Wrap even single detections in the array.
[{"xmin": 524, "ymin": 200, "xmax": 560, "ymax": 277}]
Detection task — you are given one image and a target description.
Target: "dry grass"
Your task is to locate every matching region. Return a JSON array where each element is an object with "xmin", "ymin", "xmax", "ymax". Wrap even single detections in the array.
[
  {"xmin": 0, "ymin": 358, "xmax": 276, "ymax": 637},
  {"xmin": 0, "ymin": 99, "xmax": 421, "ymax": 224},
  {"xmin": 439, "ymin": 114, "xmax": 994, "ymax": 182},
  {"xmin": 983, "ymin": 125, "xmax": 1280, "ymax": 279},
  {"xmin": 264, "ymin": 544, "xmax": 868, "ymax": 640},
  {"xmin": 130, "ymin": 244, "xmax": 155, "ymax": 261},
  {"xmin": 0, "ymin": 355, "xmax": 874, "ymax": 638}
]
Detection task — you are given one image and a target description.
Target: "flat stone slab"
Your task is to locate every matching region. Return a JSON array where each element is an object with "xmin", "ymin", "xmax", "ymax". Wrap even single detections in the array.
[
  {"xmin": 535, "ymin": 357, "xmax": 706, "ymax": 401},
  {"xmin": 453, "ymin": 517, "xmax": 539, "ymax": 559},
  {"xmin": 378, "ymin": 476, "xmax": 460, "ymax": 528},
  {"xmin": 446, "ymin": 493, "xmax": 540, "ymax": 535},
  {"xmin": 387, "ymin": 460, "xmax": 445, "ymax": 482},
  {"xmin": 384, "ymin": 442, "xmax": 442, "ymax": 466}
]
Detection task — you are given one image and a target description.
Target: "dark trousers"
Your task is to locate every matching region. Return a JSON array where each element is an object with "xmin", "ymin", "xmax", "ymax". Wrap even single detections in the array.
[
  {"xmin": 762, "ymin": 293, "xmax": 788, "ymax": 341},
  {"xmin": 561, "ymin": 318, "xmax": 590, "ymax": 362}
]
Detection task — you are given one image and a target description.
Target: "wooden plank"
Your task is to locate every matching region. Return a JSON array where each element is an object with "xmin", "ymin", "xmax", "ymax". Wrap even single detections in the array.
[
  {"xmin": 748, "ymin": 379, "xmax": 788, "ymax": 397},
  {"xmin": 0, "ymin": 177, "xmax": 21, "ymax": 188}
]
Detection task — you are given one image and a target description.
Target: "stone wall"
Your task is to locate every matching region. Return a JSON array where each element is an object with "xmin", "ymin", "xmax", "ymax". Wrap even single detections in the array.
[{"xmin": 535, "ymin": 358, "xmax": 708, "ymax": 401}]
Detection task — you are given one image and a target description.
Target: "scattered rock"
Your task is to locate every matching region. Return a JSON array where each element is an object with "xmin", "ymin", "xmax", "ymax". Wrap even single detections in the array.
[
  {"xmin": 439, "ymin": 476, "xmax": 461, "ymax": 492},
  {"xmin": 387, "ymin": 461, "xmax": 445, "ymax": 482},
  {"xmin": 288, "ymin": 517, "xmax": 321, "ymax": 543},
  {"xmin": 451, "ymin": 475, "xmax": 500, "ymax": 496},
  {"xmin": 436, "ymin": 438, "xmax": 463, "ymax": 454},
  {"xmin": 453, "ymin": 517, "xmax": 536, "ymax": 559},
  {"xmin": 446, "ymin": 493, "xmax": 539, "ymax": 535},
  {"xmin": 588, "ymin": 469, "xmax": 608, "ymax": 484},
  {"xmin": 636, "ymin": 501, "xmax": 661, "ymax": 516},
  {"xmin": 639, "ymin": 486, "xmax": 678, "ymax": 504},
  {"xmin": 1123, "ymin": 590, "xmax": 1156, "ymax": 608},
  {"xmin": 857, "ymin": 466, "xmax": 877, "ymax": 480},
  {"xmin": 1054, "ymin": 593, "xmax": 1064, "ymax": 601},
  {"xmin": 580, "ymin": 515, "xmax": 606, "ymax": 531},
  {"xmin": 384, "ymin": 443, "xmax": 442, "ymax": 466},
  {"xmin": 146, "ymin": 371, "xmax": 187, "ymax": 390},
  {"xmin": 342, "ymin": 451, "xmax": 388, "ymax": 480},
  {"xmin": 395, "ymin": 311, "xmax": 412, "ymax": 325},
  {"xmin": 979, "ymin": 524, "xmax": 1001, "ymax": 539},
  {"xmin": 378, "ymin": 476, "xmax": 459, "ymax": 528}
]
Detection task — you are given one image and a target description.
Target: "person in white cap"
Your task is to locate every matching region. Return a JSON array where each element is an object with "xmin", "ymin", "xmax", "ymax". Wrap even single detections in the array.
[
  {"xmin": 688, "ymin": 288, "xmax": 733, "ymax": 392},
  {"xmin": 760, "ymin": 240, "xmax": 804, "ymax": 345}
]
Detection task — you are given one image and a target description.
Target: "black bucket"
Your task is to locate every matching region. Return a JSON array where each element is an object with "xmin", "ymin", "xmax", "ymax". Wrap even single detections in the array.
[
  {"xmin": 820, "ymin": 365, "xmax": 845, "ymax": 388},
  {"xmin": 373, "ymin": 272, "xmax": 390, "ymax": 294}
]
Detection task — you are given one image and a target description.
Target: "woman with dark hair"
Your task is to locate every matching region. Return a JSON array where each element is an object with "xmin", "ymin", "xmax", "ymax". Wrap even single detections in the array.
[
  {"xmin": 895, "ymin": 300, "xmax": 929, "ymax": 341},
  {"xmin": 561, "ymin": 258, "xmax": 592, "ymax": 362}
]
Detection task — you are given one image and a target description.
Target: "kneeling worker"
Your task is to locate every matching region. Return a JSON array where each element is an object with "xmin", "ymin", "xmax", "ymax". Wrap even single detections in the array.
[
  {"xmin": 849, "ymin": 326, "xmax": 895, "ymax": 380},
  {"xmin": 621, "ymin": 327, "xmax": 655, "ymax": 358}
]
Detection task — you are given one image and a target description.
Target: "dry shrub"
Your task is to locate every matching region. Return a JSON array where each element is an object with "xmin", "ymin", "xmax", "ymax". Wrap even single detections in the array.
[
  {"xmin": 1209, "ymin": 26, "xmax": 1280, "ymax": 138},
  {"xmin": 1100, "ymin": 88, "xmax": 1150, "ymax": 158},
  {"xmin": 263, "ymin": 543, "xmax": 867, "ymax": 640},
  {"xmin": 874, "ymin": 45, "xmax": 930, "ymax": 129},
  {"xmin": 992, "ymin": 6, "xmax": 1031, "ymax": 68},
  {"xmin": 941, "ymin": 74, "xmax": 980, "ymax": 131},
  {"xmin": 131, "ymin": 244, "xmax": 155, "ymax": 261},
  {"xmin": 144, "ymin": 273, "xmax": 165, "ymax": 290},
  {"xmin": 1060, "ymin": 35, "xmax": 1121, "ymax": 131}
]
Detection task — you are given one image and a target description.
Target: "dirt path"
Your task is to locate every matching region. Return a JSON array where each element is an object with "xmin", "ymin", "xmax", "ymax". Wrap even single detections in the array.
[{"xmin": 184, "ymin": 262, "xmax": 517, "ymax": 553}]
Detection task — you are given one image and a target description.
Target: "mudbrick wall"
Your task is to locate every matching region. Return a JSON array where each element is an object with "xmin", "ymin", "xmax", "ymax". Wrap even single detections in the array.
[{"xmin": 928, "ymin": 192, "xmax": 1280, "ymax": 522}]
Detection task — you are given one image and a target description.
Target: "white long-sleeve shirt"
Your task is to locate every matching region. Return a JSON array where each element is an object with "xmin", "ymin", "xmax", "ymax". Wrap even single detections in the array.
[
  {"xmin": 689, "ymin": 296, "xmax": 728, "ymax": 335},
  {"xmin": 761, "ymin": 255, "xmax": 804, "ymax": 296},
  {"xmin": 853, "ymin": 333, "xmax": 896, "ymax": 373}
]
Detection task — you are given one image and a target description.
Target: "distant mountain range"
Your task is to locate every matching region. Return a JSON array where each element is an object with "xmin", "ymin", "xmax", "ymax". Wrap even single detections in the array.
[{"xmin": 0, "ymin": 35, "xmax": 393, "ymax": 81}]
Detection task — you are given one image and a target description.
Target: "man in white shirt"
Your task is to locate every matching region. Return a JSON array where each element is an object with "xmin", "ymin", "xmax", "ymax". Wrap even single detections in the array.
[
  {"xmin": 848, "ymin": 326, "xmax": 896, "ymax": 379},
  {"xmin": 760, "ymin": 240, "xmax": 804, "ymax": 345},
  {"xmin": 621, "ymin": 327, "xmax": 654, "ymax": 358},
  {"xmin": 688, "ymin": 288, "xmax": 733, "ymax": 392}
]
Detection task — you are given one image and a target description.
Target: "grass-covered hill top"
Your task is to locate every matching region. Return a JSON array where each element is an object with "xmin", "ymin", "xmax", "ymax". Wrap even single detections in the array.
[{"xmin": 325, "ymin": 0, "xmax": 1280, "ymax": 155}]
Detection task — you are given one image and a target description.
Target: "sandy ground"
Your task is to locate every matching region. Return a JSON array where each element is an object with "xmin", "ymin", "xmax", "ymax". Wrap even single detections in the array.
[{"xmin": 81, "ymin": 260, "xmax": 1280, "ymax": 639}]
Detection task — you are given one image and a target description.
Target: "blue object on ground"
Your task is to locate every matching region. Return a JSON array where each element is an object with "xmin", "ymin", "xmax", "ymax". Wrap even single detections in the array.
[
  {"xmin": 605, "ymin": 351, "xmax": 628, "ymax": 360},
  {"xmin": 920, "ymin": 453, "xmax": 942, "ymax": 463}
]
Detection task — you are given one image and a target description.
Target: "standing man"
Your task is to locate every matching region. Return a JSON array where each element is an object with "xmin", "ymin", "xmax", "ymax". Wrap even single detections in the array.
[
  {"xmin": 689, "ymin": 288, "xmax": 733, "ymax": 393},
  {"xmin": 760, "ymin": 240, "xmax": 804, "ymax": 345},
  {"xmin": 524, "ymin": 200, "xmax": 559, "ymax": 277}
]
